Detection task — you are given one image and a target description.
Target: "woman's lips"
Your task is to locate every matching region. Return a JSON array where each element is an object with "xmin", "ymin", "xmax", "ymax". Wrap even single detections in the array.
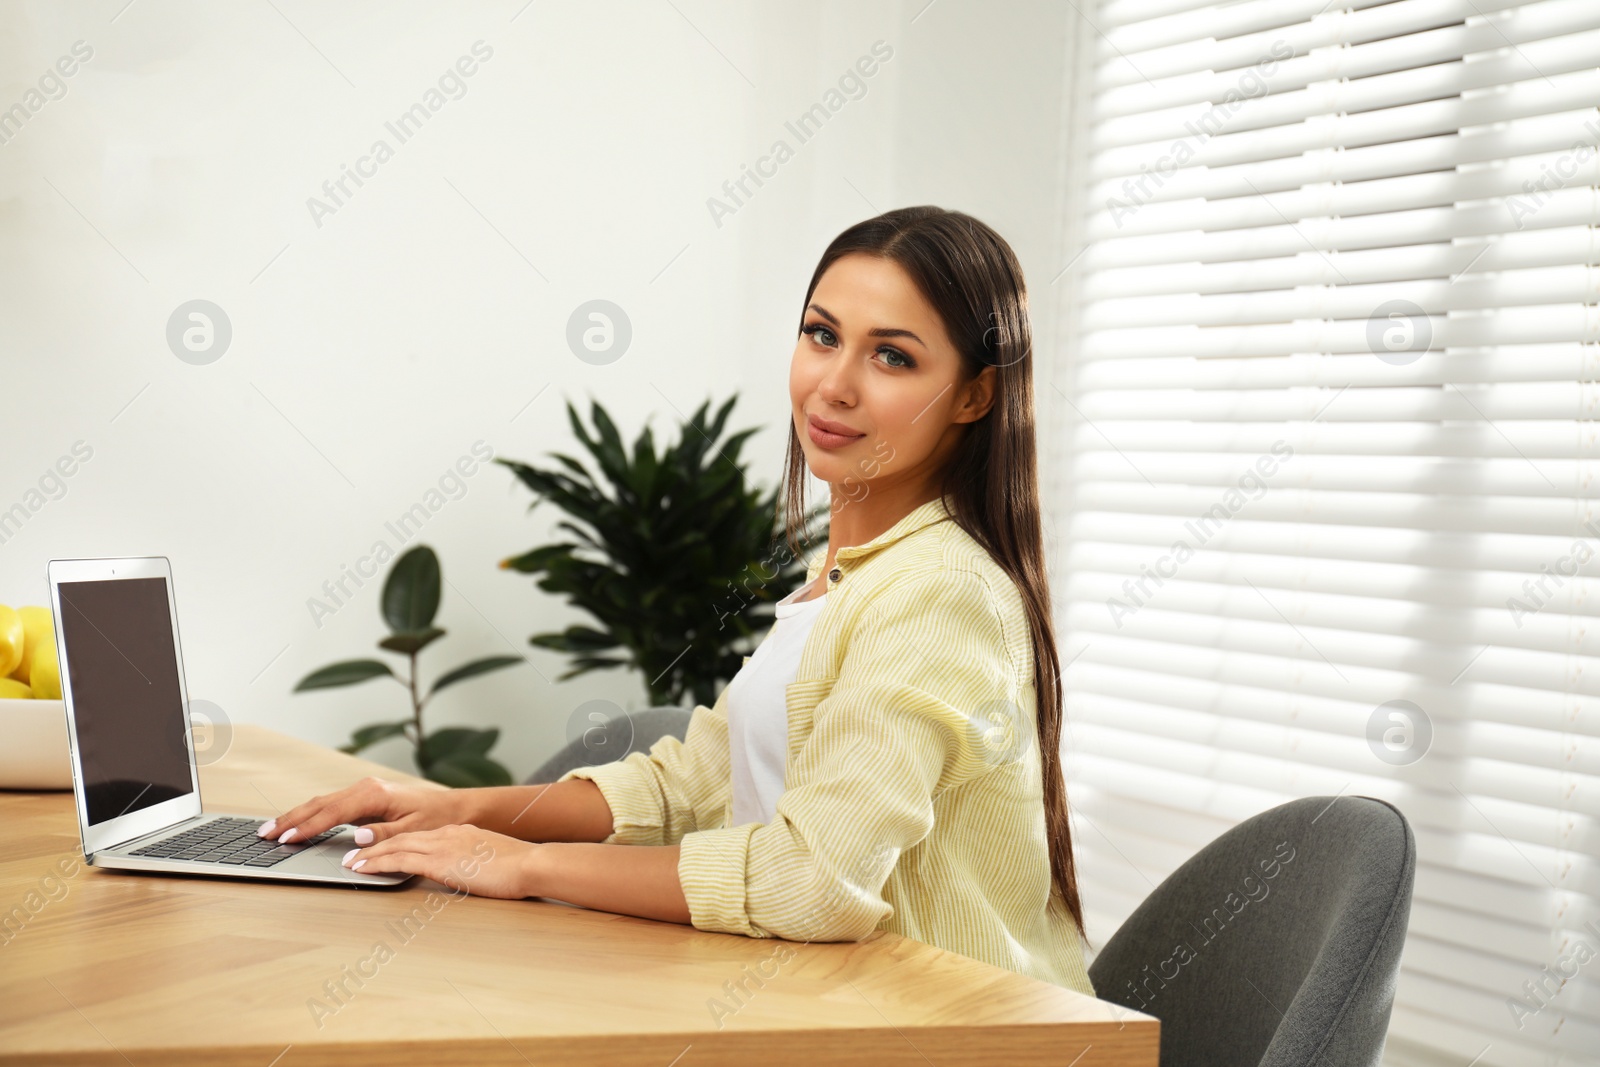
[{"xmin": 806, "ymin": 415, "xmax": 865, "ymax": 450}]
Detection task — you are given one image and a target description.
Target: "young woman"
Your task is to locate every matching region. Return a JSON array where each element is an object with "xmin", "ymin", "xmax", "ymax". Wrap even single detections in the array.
[{"xmin": 259, "ymin": 206, "xmax": 1094, "ymax": 995}]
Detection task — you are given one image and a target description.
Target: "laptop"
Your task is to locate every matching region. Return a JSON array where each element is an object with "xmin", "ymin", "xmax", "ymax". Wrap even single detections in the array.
[{"xmin": 46, "ymin": 555, "xmax": 411, "ymax": 887}]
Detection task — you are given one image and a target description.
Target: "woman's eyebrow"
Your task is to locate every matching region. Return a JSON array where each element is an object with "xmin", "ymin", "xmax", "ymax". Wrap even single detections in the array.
[{"xmin": 807, "ymin": 303, "xmax": 926, "ymax": 348}]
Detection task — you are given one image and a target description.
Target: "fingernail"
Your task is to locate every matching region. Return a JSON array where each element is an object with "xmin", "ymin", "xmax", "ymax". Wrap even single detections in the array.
[
  {"xmin": 351, "ymin": 860, "xmax": 366, "ymax": 871},
  {"xmin": 353, "ymin": 827, "xmax": 374, "ymax": 845},
  {"xmin": 342, "ymin": 848, "xmax": 359, "ymax": 866},
  {"xmin": 257, "ymin": 820, "xmax": 276, "ymax": 838},
  {"xmin": 278, "ymin": 827, "xmax": 299, "ymax": 843}
]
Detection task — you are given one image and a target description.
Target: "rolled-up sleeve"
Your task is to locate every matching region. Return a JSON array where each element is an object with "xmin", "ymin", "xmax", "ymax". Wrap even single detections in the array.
[
  {"xmin": 678, "ymin": 568, "xmax": 1018, "ymax": 942},
  {"xmin": 557, "ymin": 685, "xmax": 734, "ymax": 847}
]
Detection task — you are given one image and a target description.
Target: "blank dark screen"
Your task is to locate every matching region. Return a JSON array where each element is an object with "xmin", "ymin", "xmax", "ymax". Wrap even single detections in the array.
[{"xmin": 57, "ymin": 577, "xmax": 194, "ymax": 824}]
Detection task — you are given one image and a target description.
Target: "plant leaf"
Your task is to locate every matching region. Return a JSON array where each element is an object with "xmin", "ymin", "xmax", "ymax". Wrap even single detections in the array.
[
  {"xmin": 339, "ymin": 721, "xmax": 411, "ymax": 753},
  {"xmin": 294, "ymin": 659, "xmax": 397, "ymax": 691},
  {"xmin": 586, "ymin": 400, "xmax": 634, "ymax": 499},
  {"xmin": 548, "ymin": 451, "xmax": 596, "ymax": 485},
  {"xmin": 499, "ymin": 543, "xmax": 576, "ymax": 573},
  {"xmin": 425, "ymin": 753, "xmax": 513, "ymax": 788},
  {"xmin": 527, "ymin": 626, "xmax": 619, "ymax": 654},
  {"xmin": 419, "ymin": 726, "xmax": 499, "ymax": 767},
  {"xmin": 377, "ymin": 626, "xmax": 446, "ymax": 655},
  {"xmin": 382, "ymin": 545, "xmax": 441, "ymax": 633},
  {"xmin": 427, "ymin": 655, "xmax": 523, "ymax": 698}
]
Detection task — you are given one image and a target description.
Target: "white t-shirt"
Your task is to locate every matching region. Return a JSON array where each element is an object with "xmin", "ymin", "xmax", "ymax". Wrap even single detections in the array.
[{"xmin": 725, "ymin": 581, "xmax": 828, "ymax": 826}]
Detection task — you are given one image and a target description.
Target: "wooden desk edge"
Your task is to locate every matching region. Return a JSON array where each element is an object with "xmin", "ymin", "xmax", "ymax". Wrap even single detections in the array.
[
  {"xmin": 5, "ymin": 1018, "xmax": 1160, "ymax": 1067},
  {"xmin": 4, "ymin": 724, "xmax": 1160, "ymax": 1066}
]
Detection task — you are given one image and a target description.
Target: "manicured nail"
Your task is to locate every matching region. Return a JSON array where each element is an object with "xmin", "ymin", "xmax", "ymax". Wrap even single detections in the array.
[
  {"xmin": 257, "ymin": 820, "xmax": 276, "ymax": 838},
  {"xmin": 351, "ymin": 860, "xmax": 366, "ymax": 871},
  {"xmin": 342, "ymin": 848, "xmax": 359, "ymax": 866},
  {"xmin": 353, "ymin": 827, "xmax": 374, "ymax": 845},
  {"xmin": 277, "ymin": 827, "xmax": 299, "ymax": 843}
]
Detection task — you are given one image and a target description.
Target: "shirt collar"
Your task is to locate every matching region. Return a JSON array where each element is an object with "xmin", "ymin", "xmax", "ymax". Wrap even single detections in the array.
[{"xmin": 805, "ymin": 494, "xmax": 957, "ymax": 583}]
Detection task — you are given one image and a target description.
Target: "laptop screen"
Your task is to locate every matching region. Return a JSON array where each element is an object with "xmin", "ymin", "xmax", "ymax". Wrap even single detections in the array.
[{"xmin": 57, "ymin": 576, "xmax": 195, "ymax": 825}]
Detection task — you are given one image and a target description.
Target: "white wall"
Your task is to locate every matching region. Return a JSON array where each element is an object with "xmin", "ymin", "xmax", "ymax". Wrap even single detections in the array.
[{"xmin": 0, "ymin": 0, "xmax": 1074, "ymax": 782}]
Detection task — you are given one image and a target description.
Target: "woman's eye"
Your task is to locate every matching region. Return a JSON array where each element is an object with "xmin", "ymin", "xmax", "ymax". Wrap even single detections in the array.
[
  {"xmin": 801, "ymin": 324, "xmax": 914, "ymax": 368},
  {"xmin": 802, "ymin": 323, "xmax": 836, "ymax": 346}
]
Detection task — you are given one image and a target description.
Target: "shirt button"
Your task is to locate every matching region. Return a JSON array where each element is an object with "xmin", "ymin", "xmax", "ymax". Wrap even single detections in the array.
[{"xmin": 828, "ymin": 567, "xmax": 842, "ymax": 582}]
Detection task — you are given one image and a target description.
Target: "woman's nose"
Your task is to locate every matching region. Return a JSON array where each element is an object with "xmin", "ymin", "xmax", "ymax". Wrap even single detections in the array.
[{"xmin": 817, "ymin": 353, "xmax": 858, "ymax": 402}]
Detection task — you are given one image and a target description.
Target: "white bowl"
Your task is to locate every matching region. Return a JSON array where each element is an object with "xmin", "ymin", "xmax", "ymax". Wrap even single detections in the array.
[{"xmin": 0, "ymin": 698, "xmax": 73, "ymax": 790}]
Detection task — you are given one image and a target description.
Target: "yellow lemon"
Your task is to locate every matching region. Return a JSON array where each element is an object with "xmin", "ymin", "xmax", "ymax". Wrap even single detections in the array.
[
  {"xmin": 30, "ymin": 641, "xmax": 62, "ymax": 700},
  {"xmin": 0, "ymin": 607, "xmax": 22, "ymax": 678},
  {"xmin": 12, "ymin": 605, "xmax": 53, "ymax": 684},
  {"xmin": 0, "ymin": 677, "xmax": 33, "ymax": 699}
]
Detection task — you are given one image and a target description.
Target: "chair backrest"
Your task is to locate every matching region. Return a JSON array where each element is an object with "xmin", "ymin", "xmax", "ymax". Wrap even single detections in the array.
[
  {"xmin": 524, "ymin": 706, "xmax": 693, "ymax": 785},
  {"xmin": 1087, "ymin": 795, "xmax": 1415, "ymax": 1067}
]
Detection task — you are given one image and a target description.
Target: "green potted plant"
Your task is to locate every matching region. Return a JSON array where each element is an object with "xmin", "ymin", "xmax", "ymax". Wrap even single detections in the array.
[
  {"xmin": 496, "ymin": 395, "xmax": 826, "ymax": 708},
  {"xmin": 293, "ymin": 544, "xmax": 522, "ymax": 786}
]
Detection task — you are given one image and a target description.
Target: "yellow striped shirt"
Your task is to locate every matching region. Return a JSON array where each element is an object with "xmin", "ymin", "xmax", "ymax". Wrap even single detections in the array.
[{"xmin": 558, "ymin": 495, "xmax": 1095, "ymax": 995}]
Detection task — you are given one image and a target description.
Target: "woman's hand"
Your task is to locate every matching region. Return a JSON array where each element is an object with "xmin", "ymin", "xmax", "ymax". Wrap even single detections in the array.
[
  {"xmin": 258, "ymin": 776, "xmax": 469, "ymax": 846},
  {"xmin": 341, "ymin": 823, "xmax": 540, "ymax": 899}
]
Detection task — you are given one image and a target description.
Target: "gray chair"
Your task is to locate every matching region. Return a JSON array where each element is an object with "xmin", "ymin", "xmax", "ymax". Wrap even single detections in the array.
[
  {"xmin": 1088, "ymin": 795, "xmax": 1415, "ymax": 1067},
  {"xmin": 524, "ymin": 706, "xmax": 693, "ymax": 784}
]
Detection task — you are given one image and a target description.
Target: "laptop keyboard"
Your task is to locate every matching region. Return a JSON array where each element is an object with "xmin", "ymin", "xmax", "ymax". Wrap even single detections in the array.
[{"xmin": 127, "ymin": 816, "xmax": 341, "ymax": 868}]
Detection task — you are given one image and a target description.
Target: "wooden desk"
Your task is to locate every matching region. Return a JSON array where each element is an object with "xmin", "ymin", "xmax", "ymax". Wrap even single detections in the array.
[{"xmin": 0, "ymin": 724, "xmax": 1158, "ymax": 1066}]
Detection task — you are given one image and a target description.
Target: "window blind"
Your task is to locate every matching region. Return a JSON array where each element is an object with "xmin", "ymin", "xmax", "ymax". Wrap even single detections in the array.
[{"xmin": 1051, "ymin": 1, "xmax": 1600, "ymax": 1065}]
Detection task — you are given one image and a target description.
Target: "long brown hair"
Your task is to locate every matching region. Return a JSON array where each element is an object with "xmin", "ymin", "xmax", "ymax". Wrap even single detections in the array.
[{"xmin": 780, "ymin": 206, "xmax": 1086, "ymax": 940}]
